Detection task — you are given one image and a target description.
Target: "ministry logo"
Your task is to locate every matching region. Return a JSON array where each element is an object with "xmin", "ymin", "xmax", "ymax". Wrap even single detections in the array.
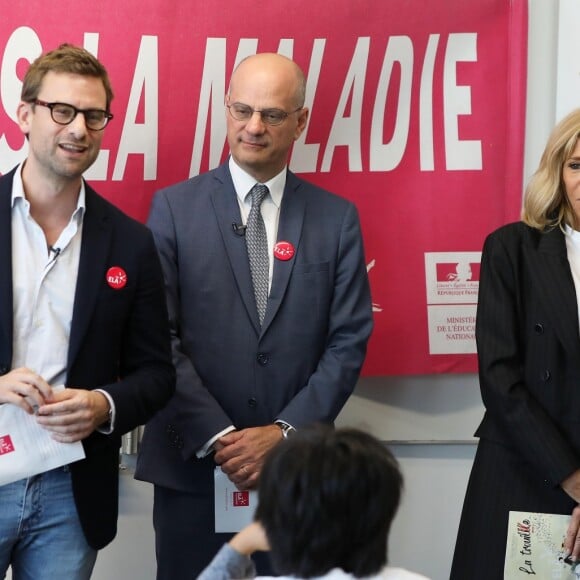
[
  {"xmin": 436, "ymin": 261, "xmax": 481, "ymax": 284},
  {"xmin": 424, "ymin": 252, "xmax": 481, "ymax": 355},
  {"xmin": 425, "ymin": 252, "xmax": 481, "ymax": 305}
]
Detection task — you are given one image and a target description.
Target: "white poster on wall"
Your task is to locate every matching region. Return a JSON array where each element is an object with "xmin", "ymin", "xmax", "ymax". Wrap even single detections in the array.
[{"xmin": 556, "ymin": 0, "xmax": 580, "ymax": 120}]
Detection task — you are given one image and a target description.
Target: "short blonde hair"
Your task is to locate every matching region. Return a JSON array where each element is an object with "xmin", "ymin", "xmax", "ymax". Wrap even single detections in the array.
[{"xmin": 522, "ymin": 108, "xmax": 580, "ymax": 230}]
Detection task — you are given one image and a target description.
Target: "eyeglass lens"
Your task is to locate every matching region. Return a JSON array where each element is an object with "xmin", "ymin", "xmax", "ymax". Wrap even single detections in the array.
[
  {"xmin": 229, "ymin": 103, "xmax": 288, "ymax": 126},
  {"xmin": 35, "ymin": 100, "xmax": 111, "ymax": 130},
  {"xmin": 52, "ymin": 104, "xmax": 108, "ymax": 129}
]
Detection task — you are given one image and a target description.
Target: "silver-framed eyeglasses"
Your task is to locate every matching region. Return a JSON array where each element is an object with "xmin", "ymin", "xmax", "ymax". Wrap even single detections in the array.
[
  {"xmin": 226, "ymin": 102, "xmax": 302, "ymax": 126},
  {"xmin": 33, "ymin": 99, "xmax": 114, "ymax": 131}
]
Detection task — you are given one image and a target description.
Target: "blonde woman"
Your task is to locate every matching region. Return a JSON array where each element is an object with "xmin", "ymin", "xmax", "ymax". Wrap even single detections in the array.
[{"xmin": 451, "ymin": 108, "xmax": 580, "ymax": 578}]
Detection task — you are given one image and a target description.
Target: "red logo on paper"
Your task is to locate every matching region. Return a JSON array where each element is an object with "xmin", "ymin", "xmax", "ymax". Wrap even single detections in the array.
[
  {"xmin": 106, "ymin": 267, "xmax": 127, "ymax": 289},
  {"xmin": 0, "ymin": 435, "xmax": 15, "ymax": 455},
  {"xmin": 233, "ymin": 491, "xmax": 249, "ymax": 507},
  {"xmin": 273, "ymin": 241, "xmax": 295, "ymax": 261}
]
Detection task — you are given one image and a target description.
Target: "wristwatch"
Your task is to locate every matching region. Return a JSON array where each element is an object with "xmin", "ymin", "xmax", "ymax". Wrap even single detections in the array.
[{"xmin": 276, "ymin": 422, "xmax": 296, "ymax": 439}]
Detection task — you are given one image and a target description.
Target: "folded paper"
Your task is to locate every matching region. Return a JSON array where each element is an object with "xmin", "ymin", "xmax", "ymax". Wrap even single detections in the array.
[{"xmin": 0, "ymin": 386, "xmax": 85, "ymax": 486}]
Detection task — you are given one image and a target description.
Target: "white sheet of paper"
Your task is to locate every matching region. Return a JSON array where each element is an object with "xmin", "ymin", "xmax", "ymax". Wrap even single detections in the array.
[
  {"xmin": 505, "ymin": 511, "xmax": 580, "ymax": 579},
  {"xmin": 214, "ymin": 467, "xmax": 257, "ymax": 533},
  {"xmin": 0, "ymin": 386, "xmax": 85, "ymax": 486}
]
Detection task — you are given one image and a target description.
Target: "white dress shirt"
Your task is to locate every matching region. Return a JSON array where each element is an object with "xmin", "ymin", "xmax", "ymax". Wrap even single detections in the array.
[
  {"xmin": 10, "ymin": 164, "xmax": 115, "ymax": 430},
  {"xmin": 11, "ymin": 164, "xmax": 84, "ymax": 386},
  {"xmin": 198, "ymin": 543, "xmax": 431, "ymax": 580},
  {"xmin": 565, "ymin": 224, "xmax": 580, "ymax": 332},
  {"xmin": 229, "ymin": 156, "xmax": 285, "ymax": 291}
]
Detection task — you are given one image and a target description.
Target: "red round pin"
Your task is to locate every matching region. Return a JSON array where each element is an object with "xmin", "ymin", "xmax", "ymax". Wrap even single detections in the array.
[
  {"xmin": 106, "ymin": 266, "xmax": 127, "ymax": 289},
  {"xmin": 273, "ymin": 241, "xmax": 295, "ymax": 261}
]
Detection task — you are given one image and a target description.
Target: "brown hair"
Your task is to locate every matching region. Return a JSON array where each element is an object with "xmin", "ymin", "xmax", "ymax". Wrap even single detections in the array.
[{"xmin": 21, "ymin": 43, "xmax": 113, "ymax": 110}]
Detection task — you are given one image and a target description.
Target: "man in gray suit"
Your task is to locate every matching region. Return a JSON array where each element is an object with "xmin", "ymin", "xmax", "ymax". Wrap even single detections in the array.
[{"xmin": 135, "ymin": 52, "xmax": 373, "ymax": 579}]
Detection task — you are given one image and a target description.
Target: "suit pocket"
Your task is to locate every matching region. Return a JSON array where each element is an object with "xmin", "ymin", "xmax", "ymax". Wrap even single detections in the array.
[
  {"xmin": 291, "ymin": 261, "xmax": 329, "ymax": 275},
  {"xmin": 284, "ymin": 262, "xmax": 331, "ymax": 330}
]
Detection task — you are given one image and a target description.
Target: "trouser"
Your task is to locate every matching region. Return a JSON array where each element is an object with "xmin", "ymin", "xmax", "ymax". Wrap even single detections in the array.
[
  {"xmin": 0, "ymin": 466, "xmax": 97, "ymax": 580},
  {"xmin": 153, "ymin": 484, "xmax": 272, "ymax": 579}
]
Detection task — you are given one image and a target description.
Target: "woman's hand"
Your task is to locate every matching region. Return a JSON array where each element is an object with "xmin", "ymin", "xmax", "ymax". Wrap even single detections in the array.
[{"xmin": 562, "ymin": 470, "xmax": 580, "ymax": 560}]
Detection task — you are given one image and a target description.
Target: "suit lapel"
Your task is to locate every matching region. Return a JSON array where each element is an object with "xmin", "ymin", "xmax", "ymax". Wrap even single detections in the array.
[
  {"xmin": 0, "ymin": 171, "xmax": 15, "ymax": 365},
  {"xmin": 210, "ymin": 165, "xmax": 262, "ymax": 333},
  {"xmin": 528, "ymin": 227, "xmax": 580, "ymax": 361},
  {"xmin": 67, "ymin": 185, "xmax": 112, "ymax": 369},
  {"xmin": 261, "ymin": 172, "xmax": 305, "ymax": 334}
]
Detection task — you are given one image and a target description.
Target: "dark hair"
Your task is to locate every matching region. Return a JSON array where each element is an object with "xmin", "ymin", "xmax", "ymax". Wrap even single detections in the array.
[
  {"xmin": 255, "ymin": 425, "xmax": 403, "ymax": 578},
  {"xmin": 21, "ymin": 43, "xmax": 114, "ymax": 110}
]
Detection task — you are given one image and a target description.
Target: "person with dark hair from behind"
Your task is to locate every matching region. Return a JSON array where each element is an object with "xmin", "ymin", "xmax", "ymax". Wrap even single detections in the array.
[{"xmin": 198, "ymin": 425, "xmax": 429, "ymax": 580}]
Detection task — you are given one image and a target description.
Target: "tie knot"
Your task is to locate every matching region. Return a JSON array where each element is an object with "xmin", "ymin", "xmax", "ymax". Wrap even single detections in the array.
[{"xmin": 249, "ymin": 183, "xmax": 269, "ymax": 207}]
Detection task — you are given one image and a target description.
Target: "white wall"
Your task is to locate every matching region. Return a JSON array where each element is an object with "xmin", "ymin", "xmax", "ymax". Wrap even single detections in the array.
[{"xmin": 81, "ymin": 2, "xmax": 564, "ymax": 579}]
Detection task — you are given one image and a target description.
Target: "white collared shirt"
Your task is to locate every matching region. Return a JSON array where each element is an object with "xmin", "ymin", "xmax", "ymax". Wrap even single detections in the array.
[
  {"xmin": 11, "ymin": 164, "xmax": 84, "ymax": 387},
  {"xmin": 565, "ymin": 224, "xmax": 580, "ymax": 332},
  {"xmin": 10, "ymin": 165, "xmax": 117, "ymax": 433},
  {"xmin": 228, "ymin": 156, "xmax": 286, "ymax": 291}
]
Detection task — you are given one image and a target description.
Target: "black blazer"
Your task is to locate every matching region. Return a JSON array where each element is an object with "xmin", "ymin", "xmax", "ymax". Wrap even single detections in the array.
[
  {"xmin": 475, "ymin": 221, "xmax": 580, "ymax": 485},
  {"xmin": 0, "ymin": 168, "xmax": 175, "ymax": 549}
]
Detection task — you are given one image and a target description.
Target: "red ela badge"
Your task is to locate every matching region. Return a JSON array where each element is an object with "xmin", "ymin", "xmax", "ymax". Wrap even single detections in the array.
[
  {"xmin": 233, "ymin": 491, "xmax": 249, "ymax": 507},
  {"xmin": 106, "ymin": 266, "xmax": 127, "ymax": 289},
  {"xmin": 273, "ymin": 241, "xmax": 295, "ymax": 261},
  {"xmin": 0, "ymin": 434, "xmax": 15, "ymax": 455}
]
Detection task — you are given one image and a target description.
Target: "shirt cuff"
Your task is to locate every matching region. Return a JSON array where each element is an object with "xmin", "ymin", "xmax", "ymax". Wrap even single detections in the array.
[
  {"xmin": 196, "ymin": 425, "xmax": 236, "ymax": 458},
  {"xmin": 94, "ymin": 389, "xmax": 115, "ymax": 435}
]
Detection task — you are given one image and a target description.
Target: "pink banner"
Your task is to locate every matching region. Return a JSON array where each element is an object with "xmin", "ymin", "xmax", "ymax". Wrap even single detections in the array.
[{"xmin": 0, "ymin": 0, "xmax": 527, "ymax": 375}]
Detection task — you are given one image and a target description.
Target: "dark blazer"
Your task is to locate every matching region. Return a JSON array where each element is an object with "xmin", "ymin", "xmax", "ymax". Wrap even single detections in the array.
[
  {"xmin": 451, "ymin": 221, "xmax": 580, "ymax": 579},
  {"xmin": 135, "ymin": 162, "xmax": 373, "ymax": 493},
  {"xmin": 475, "ymin": 221, "xmax": 580, "ymax": 483},
  {"xmin": 0, "ymin": 168, "xmax": 175, "ymax": 550}
]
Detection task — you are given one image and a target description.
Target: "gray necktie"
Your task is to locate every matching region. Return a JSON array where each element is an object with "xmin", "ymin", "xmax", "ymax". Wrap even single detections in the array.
[{"xmin": 246, "ymin": 183, "xmax": 269, "ymax": 325}]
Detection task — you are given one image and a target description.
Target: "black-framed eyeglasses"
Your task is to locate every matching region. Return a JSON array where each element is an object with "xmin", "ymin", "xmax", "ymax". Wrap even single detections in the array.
[
  {"xmin": 226, "ymin": 102, "xmax": 302, "ymax": 126},
  {"xmin": 32, "ymin": 99, "xmax": 113, "ymax": 131}
]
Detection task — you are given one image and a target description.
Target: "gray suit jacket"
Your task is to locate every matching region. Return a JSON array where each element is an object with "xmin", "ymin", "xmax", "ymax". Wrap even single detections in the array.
[{"xmin": 135, "ymin": 162, "xmax": 373, "ymax": 492}]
